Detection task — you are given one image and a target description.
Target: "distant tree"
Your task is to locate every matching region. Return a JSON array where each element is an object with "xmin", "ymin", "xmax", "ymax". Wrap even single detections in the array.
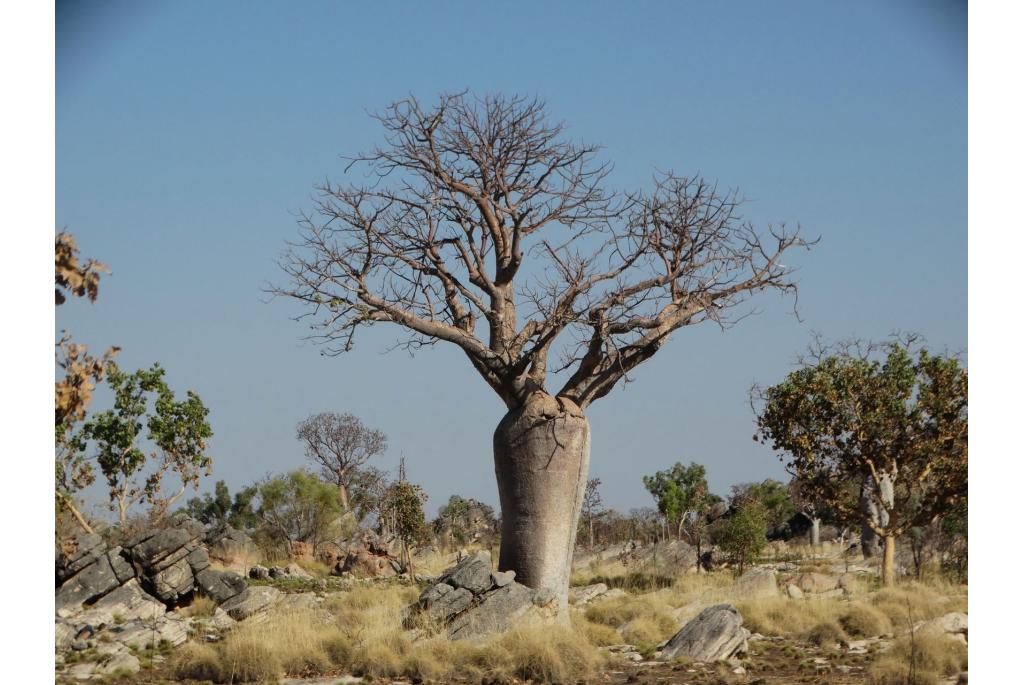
[
  {"xmin": 255, "ymin": 470, "xmax": 342, "ymax": 553},
  {"xmin": 381, "ymin": 480, "xmax": 429, "ymax": 576},
  {"xmin": 730, "ymin": 479, "xmax": 796, "ymax": 538},
  {"xmin": 627, "ymin": 507, "xmax": 662, "ymax": 545},
  {"xmin": 185, "ymin": 480, "xmax": 233, "ymax": 525},
  {"xmin": 82, "ymin": 362, "xmax": 213, "ymax": 527},
  {"xmin": 717, "ymin": 501, "xmax": 768, "ymax": 575},
  {"xmin": 579, "ymin": 478, "xmax": 605, "ymax": 548},
  {"xmin": 753, "ymin": 337, "xmax": 968, "ymax": 585},
  {"xmin": 643, "ymin": 462, "xmax": 716, "ymax": 556},
  {"xmin": 55, "ymin": 231, "xmax": 119, "ymax": 533},
  {"xmin": 347, "ymin": 465, "xmax": 390, "ymax": 525},
  {"xmin": 296, "ymin": 412, "xmax": 388, "ymax": 510}
]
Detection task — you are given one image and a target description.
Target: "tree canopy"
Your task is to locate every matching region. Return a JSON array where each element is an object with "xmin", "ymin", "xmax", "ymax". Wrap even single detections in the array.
[{"xmin": 276, "ymin": 92, "xmax": 810, "ymax": 410}]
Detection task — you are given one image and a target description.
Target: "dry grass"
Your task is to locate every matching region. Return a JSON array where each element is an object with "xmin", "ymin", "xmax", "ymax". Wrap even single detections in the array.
[
  {"xmin": 869, "ymin": 633, "xmax": 967, "ymax": 685},
  {"xmin": 173, "ymin": 582, "xmax": 604, "ymax": 683},
  {"xmin": 838, "ymin": 603, "xmax": 892, "ymax": 637},
  {"xmin": 178, "ymin": 594, "xmax": 216, "ymax": 619}
]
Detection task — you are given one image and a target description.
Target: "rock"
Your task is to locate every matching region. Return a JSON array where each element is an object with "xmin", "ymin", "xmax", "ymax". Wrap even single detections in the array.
[
  {"xmin": 79, "ymin": 579, "xmax": 166, "ymax": 625},
  {"xmin": 96, "ymin": 651, "xmax": 140, "ymax": 675},
  {"xmin": 56, "ymin": 531, "xmax": 107, "ymax": 584},
  {"xmin": 569, "ymin": 582, "xmax": 609, "ymax": 605},
  {"xmin": 491, "ymin": 569, "xmax": 516, "ymax": 588},
  {"xmin": 439, "ymin": 551, "xmax": 495, "ymax": 595},
  {"xmin": 284, "ymin": 563, "xmax": 313, "ymax": 579},
  {"xmin": 56, "ymin": 554, "xmax": 122, "ymax": 613},
  {"xmin": 338, "ymin": 548, "xmax": 399, "ymax": 578},
  {"xmin": 149, "ymin": 557, "xmax": 195, "ymax": 604},
  {"xmin": 194, "ymin": 567, "xmax": 249, "ymax": 603},
  {"xmin": 795, "ymin": 572, "xmax": 839, "ymax": 594},
  {"xmin": 732, "ymin": 568, "xmax": 778, "ymax": 599},
  {"xmin": 837, "ymin": 572, "xmax": 857, "ymax": 592},
  {"xmin": 786, "ymin": 584, "xmax": 804, "ymax": 599},
  {"xmin": 918, "ymin": 612, "xmax": 968, "ymax": 640},
  {"xmin": 56, "ymin": 620, "xmax": 75, "ymax": 651},
  {"xmin": 205, "ymin": 524, "xmax": 259, "ymax": 571},
  {"xmin": 418, "ymin": 582, "xmax": 474, "ymax": 623},
  {"xmin": 113, "ymin": 614, "xmax": 191, "ymax": 649},
  {"xmin": 291, "ymin": 540, "xmax": 315, "ymax": 560},
  {"xmin": 66, "ymin": 662, "xmax": 96, "ymax": 680},
  {"xmin": 187, "ymin": 546, "xmax": 211, "ymax": 573},
  {"xmin": 127, "ymin": 528, "xmax": 196, "ymax": 570},
  {"xmin": 659, "ymin": 604, "xmax": 750, "ymax": 663},
  {"xmin": 249, "ymin": 565, "xmax": 270, "ymax": 580},
  {"xmin": 601, "ymin": 588, "xmax": 629, "ymax": 601},
  {"xmin": 447, "ymin": 582, "xmax": 544, "ymax": 640},
  {"xmin": 219, "ymin": 586, "xmax": 282, "ymax": 621}
]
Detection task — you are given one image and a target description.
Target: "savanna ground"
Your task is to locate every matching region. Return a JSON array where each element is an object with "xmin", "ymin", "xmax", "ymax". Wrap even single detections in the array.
[{"xmin": 65, "ymin": 541, "xmax": 967, "ymax": 685}]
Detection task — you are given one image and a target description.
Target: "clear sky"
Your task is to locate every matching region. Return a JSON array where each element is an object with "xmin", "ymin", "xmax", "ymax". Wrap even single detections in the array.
[{"xmin": 56, "ymin": 0, "xmax": 966, "ymax": 522}]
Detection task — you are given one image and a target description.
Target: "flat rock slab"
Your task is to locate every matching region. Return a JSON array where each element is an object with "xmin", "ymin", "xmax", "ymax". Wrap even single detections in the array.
[{"xmin": 220, "ymin": 585, "xmax": 283, "ymax": 621}]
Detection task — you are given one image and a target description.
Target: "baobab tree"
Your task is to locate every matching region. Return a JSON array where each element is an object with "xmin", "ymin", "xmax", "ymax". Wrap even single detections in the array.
[
  {"xmin": 275, "ymin": 92, "xmax": 810, "ymax": 612},
  {"xmin": 296, "ymin": 412, "xmax": 388, "ymax": 510}
]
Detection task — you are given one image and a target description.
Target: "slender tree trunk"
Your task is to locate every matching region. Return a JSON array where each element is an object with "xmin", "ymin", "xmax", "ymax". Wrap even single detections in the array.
[
  {"xmin": 588, "ymin": 516, "xmax": 594, "ymax": 549},
  {"xmin": 493, "ymin": 393, "xmax": 590, "ymax": 616},
  {"xmin": 882, "ymin": 534, "xmax": 897, "ymax": 586},
  {"xmin": 810, "ymin": 517, "xmax": 821, "ymax": 547},
  {"xmin": 118, "ymin": 495, "xmax": 128, "ymax": 529},
  {"xmin": 338, "ymin": 482, "xmax": 349, "ymax": 510}
]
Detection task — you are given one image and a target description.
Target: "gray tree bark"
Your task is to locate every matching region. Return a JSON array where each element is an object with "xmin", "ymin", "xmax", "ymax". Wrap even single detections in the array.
[
  {"xmin": 810, "ymin": 516, "xmax": 821, "ymax": 547},
  {"xmin": 493, "ymin": 393, "xmax": 590, "ymax": 615}
]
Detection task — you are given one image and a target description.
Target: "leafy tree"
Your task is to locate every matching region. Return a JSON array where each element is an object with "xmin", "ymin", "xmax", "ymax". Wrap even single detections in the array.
[
  {"xmin": 753, "ymin": 337, "xmax": 968, "ymax": 585},
  {"xmin": 346, "ymin": 465, "xmax": 390, "ymax": 525},
  {"xmin": 729, "ymin": 479, "xmax": 796, "ymax": 538},
  {"xmin": 274, "ymin": 92, "xmax": 810, "ymax": 611},
  {"xmin": 55, "ymin": 231, "xmax": 119, "ymax": 533},
  {"xmin": 381, "ymin": 480, "xmax": 429, "ymax": 576},
  {"xmin": 579, "ymin": 478, "xmax": 605, "ymax": 548},
  {"xmin": 643, "ymin": 462, "xmax": 717, "ymax": 556},
  {"xmin": 82, "ymin": 362, "xmax": 213, "ymax": 527},
  {"xmin": 437, "ymin": 495, "xmax": 471, "ymax": 546},
  {"xmin": 255, "ymin": 470, "xmax": 342, "ymax": 553},
  {"xmin": 717, "ymin": 501, "xmax": 768, "ymax": 575},
  {"xmin": 296, "ymin": 412, "xmax": 388, "ymax": 510}
]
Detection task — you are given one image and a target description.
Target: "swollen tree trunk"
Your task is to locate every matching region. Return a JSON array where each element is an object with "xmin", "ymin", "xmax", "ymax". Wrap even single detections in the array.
[
  {"xmin": 882, "ymin": 534, "xmax": 896, "ymax": 586},
  {"xmin": 494, "ymin": 393, "xmax": 590, "ymax": 615},
  {"xmin": 338, "ymin": 482, "xmax": 349, "ymax": 510}
]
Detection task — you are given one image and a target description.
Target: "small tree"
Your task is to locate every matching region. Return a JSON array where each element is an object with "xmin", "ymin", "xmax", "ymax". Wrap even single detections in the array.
[
  {"xmin": 643, "ymin": 462, "xmax": 715, "ymax": 566},
  {"xmin": 55, "ymin": 231, "xmax": 119, "ymax": 533},
  {"xmin": 296, "ymin": 412, "xmax": 388, "ymax": 510},
  {"xmin": 346, "ymin": 465, "xmax": 390, "ymax": 525},
  {"xmin": 380, "ymin": 480, "xmax": 429, "ymax": 576},
  {"xmin": 579, "ymin": 478, "xmax": 605, "ymax": 548},
  {"xmin": 83, "ymin": 362, "xmax": 213, "ymax": 527},
  {"xmin": 730, "ymin": 479, "xmax": 796, "ymax": 538},
  {"xmin": 753, "ymin": 337, "xmax": 968, "ymax": 586},
  {"xmin": 437, "ymin": 495, "xmax": 472, "ymax": 547},
  {"xmin": 255, "ymin": 470, "xmax": 343, "ymax": 554},
  {"xmin": 717, "ymin": 501, "xmax": 768, "ymax": 575}
]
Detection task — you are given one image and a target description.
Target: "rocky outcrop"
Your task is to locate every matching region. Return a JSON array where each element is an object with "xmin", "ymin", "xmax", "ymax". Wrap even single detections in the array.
[
  {"xmin": 205, "ymin": 524, "xmax": 259, "ymax": 572},
  {"xmin": 569, "ymin": 582, "xmax": 611, "ymax": 605},
  {"xmin": 407, "ymin": 551, "xmax": 557, "ymax": 640},
  {"xmin": 794, "ymin": 572, "xmax": 839, "ymax": 594},
  {"xmin": 659, "ymin": 604, "xmax": 750, "ymax": 662}
]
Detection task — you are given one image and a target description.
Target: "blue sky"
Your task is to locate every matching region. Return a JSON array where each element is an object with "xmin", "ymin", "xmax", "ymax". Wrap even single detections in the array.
[{"xmin": 56, "ymin": 0, "xmax": 966, "ymax": 521}]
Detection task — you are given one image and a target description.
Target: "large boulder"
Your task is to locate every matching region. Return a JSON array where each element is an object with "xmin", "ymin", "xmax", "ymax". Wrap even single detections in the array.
[
  {"xmin": 732, "ymin": 568, "xmax": 778, "ymax": 600},
  {"xmin": 569, "ymin": 582, "xmax": 610, "ymax": 605},
  {"xmin": 205, "ymin": 524, "xmax": 259, "ymax": 571},
  {"xmin": 194, "ymin": 567, "xmax": 249, "ymax": 604},
  {"xmin": 56, "ymin": 552, "xmax": 126, "ymax": 614},
  {"xmin": 56, "ymin": 531, "xmax": 107, "ymax": 585},
  {"xmin": 659, "ymin": 604, "xmax": 750, "ymax": 663},
  {"xmin": 219, "ymin": 586, "xmax": 282, "ymax": 621},
  {"xmin": 795, "ymin": 572, "xmax": 839, "ymax": 594}
]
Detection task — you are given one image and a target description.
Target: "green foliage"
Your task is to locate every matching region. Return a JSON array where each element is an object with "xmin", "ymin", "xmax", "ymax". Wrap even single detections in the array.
[
  {"xmin": 730, "ymin": 479, "xmax": 796, "ymax": 533},
  {"xmin": 717, "ymin": 501, "xmax": 768, "ymax": 574},
  {"xmin": 256, "ymin": 470, "xmax": 342, "ymax": 551},
  {"xmin": 642, "ymin": 462, "xmax": 716, "ymax": 542},
  {"xmin": 184, "ymin": 480, "xmax": 260, "ymax": 530},
  {"xmin": 381, "ymin": 481, "xmax": 429, "ymax": 546},
  {"xmin": 80, "ymin": 362, "xmax": 212, "ymax": 523},
  {"xmin": 754, "ymin": 339, "xmax": 967, "ymax": 539}
]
